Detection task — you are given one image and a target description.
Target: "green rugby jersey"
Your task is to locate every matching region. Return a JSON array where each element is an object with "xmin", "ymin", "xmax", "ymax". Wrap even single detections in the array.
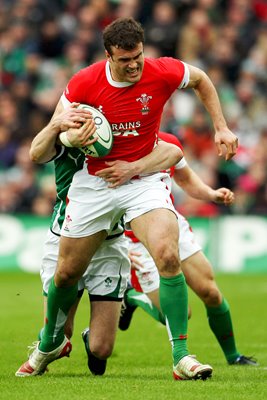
[
  {"xmin": 50, "ymin": 147, "xmax": 83, "ymax": 235},
  {"xmin": 50, "ymin": 146, "xmax": 124, "ymax": 238}
]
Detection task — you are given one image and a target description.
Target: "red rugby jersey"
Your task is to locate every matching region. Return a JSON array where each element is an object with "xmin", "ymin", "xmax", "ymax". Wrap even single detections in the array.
[{"xmin": 62, "ymin": 57, "xmax": 187, "ymax": 175}]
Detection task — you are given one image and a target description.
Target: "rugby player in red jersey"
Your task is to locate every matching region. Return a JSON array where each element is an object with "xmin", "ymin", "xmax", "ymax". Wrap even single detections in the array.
[{"xmin": 17, "ymin": 17, "xmax": 238, "ymax": 380}]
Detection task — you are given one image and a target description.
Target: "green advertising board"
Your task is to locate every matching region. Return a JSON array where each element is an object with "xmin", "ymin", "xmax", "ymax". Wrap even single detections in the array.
[
  {"xmin": 0, "ymin": 214, "xmax": 50, "ymax": 273},
  {"xmin": 0, "ymin": 214, "xmax": 267, "ymax": 273},
  {"xmin": 184, "ymin": 216, "xmax": 267, "ymax": 273}
]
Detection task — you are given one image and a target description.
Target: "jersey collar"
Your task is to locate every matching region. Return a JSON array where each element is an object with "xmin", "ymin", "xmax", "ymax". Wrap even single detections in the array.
[{"xmin": 105, "ymin": 61, "xmax": 134, "ymax": 88}]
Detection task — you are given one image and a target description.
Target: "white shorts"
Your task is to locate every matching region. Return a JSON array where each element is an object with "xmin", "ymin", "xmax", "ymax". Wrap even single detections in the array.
[
  {"xmin": 61, "ymin": 167, "xmax": 176, "ymax": 237},
  {"xmin": 40, "ymin": 230, "xmax": 130, "ymax": 299},
  {"xmin": 129, "ymin": 213, "xmax": 201, "ymax": 293}
]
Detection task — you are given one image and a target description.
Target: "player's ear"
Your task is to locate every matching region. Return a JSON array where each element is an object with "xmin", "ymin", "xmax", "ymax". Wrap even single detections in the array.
[{"xmin": 105, "ymin": 50, "xmax": 111, "ymax": 60}]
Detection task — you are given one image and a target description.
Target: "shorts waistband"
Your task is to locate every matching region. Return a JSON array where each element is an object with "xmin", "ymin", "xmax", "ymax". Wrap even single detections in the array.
[
  {"xmin": 50, "ymin": 228, "xmax": 123, "ymax": 241},
  {"xmin": 105, "ymin": 232, "xmax": 124, "ymax": 241},
  {"xmin": 50, "ymin": 228, "xmax": 60, "ymax": 237}
]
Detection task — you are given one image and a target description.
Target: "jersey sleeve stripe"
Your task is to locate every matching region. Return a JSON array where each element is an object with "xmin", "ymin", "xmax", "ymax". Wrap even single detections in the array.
[
  {"xmin": 178, "ymin": 62, "xmax": 190, "ymax": 89},
  {"xmin": 60, "ymin": 93, "xmax": 71, "ymax": 109},
  {"xmin": 174, "ymin": 157, "xmax": 187, "ymax": 170}
]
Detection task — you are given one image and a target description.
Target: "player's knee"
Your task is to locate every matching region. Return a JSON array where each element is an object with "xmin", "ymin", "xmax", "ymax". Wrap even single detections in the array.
[
  {"xmin": 54, "ymin": 269, "xmax": 79, "ymax": 287},
  {"xmin": 201, "ymin": 285, "xmax": 221, "ymax": 306},
  {"xmin": 90, "ymin": 341, "xmax": 113, "ymax": 360},
  {"xmin": 156, "ymin": 246, "xmax": 181, "ymax": 275}
]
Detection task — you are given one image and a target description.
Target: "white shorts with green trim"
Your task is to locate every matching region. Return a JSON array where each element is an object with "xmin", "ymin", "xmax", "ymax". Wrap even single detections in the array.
[{"xmin": 40, "ymin": 230, "xmax": 130, "ymax": 299}]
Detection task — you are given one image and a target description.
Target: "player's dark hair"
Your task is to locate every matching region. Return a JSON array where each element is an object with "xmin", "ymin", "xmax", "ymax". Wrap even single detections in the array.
[{"xmin": 103, "ymin": 17, "xmax": 144, "ymax": 55}]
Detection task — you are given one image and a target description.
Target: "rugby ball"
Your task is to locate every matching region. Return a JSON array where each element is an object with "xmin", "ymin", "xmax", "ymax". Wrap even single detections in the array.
[{"xmin": 78, "ymin": 104, "xmax": 113, "ymax": 157}]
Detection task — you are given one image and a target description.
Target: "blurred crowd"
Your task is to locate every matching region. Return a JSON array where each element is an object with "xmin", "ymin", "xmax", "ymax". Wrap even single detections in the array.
[{"xmin": 0, "ymin": 0, "xmax": 266, "ymax": 217}]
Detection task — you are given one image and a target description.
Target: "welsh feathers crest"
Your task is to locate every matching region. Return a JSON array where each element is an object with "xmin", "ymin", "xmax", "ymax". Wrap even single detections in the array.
[{"xmin": 136, "ymin": 93, "xmax": 152, "ymax": 115}]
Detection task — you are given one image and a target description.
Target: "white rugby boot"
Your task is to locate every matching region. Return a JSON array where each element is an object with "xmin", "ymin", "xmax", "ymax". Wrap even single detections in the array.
[
  {"xmin": 173, "ymin": 355, "xmax": 213, "ymax": 380},
  {"xmin": 15, "ymin": 336, "xmax": 72, "ymax": 377}
]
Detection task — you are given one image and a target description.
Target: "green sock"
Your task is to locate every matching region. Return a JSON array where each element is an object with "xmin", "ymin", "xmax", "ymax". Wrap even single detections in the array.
[
  {"xmin": 126, "ymin": 288, "xmax": 165, "ymax": 325},
  {"xmin": 206, "ymin": 298, "xmax": 240, "ymax": 363},
  {"xmin": 39, "ymin": 279, "xmax": 78, "ymax": 352},
  {"xmin": 38, "ymin": 327, "xmax": 44, "ymax": 341},
  {"xmin": 159, "ymin": 274, "xmax": 188, "ymax": 365}
]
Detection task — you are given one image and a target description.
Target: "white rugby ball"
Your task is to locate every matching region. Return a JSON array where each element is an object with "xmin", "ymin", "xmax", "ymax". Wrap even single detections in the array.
[{"xmin": 78, "ymin": 104, "xmax": 113, "ymax": 157}]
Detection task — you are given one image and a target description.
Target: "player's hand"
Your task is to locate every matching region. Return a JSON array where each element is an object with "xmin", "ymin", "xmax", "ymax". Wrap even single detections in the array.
[
  {"xmin": 96, "ymin": 160, "xmax": 136, "ymax": 188},
  {"xmin": 66, "ymin": 118, "xmax": 98, "ymax": 147},
  {"xmin": 212, "ymin": 188, "xmax": 235, "ymax": 206},
  {"xmin": 51, "ymin": 103, "xmax": 92, "ymax": 133},
  {"xmin": 214, "ymin": 128, "xmax": 238, "ymax": 161},
  {"xmin": 128, "ymin": 250, "xmax": 144, "ymax": 270}
]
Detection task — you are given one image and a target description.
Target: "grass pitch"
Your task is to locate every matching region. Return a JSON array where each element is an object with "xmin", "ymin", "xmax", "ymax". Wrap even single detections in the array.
[{"xmin": 0, "ymin": 272, "xmax": 266, "ymax": 400}]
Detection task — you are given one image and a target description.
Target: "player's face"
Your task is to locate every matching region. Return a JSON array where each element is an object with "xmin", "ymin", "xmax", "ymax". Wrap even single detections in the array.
[{"xmin": 106, "ymin": 43, "xmax": 144, "ymax": 83}]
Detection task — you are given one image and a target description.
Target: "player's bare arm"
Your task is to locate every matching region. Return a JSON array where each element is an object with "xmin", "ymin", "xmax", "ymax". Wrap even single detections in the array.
[
  {"xmin": 95, "ymin": 141, "xmax": 183, "ymax": 188},
  {"xmin": 173, "ymin": 165, "xmax": 234, "ymax": 206},
  {"xmin": 30, "ymin": 102, "xmax": 92, "ymax": 163},
  {"xmin": 186, "ymin": 64, "xmax": 238, "ymax": 161}
]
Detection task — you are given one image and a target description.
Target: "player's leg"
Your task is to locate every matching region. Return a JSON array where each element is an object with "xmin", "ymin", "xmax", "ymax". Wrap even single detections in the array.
[
  {"xmin": 81, "ymin": 234, "xmax": 130, "ymax": 375},
  {"xmin": 82, "ymin": 299, "xmax": 121, "ymax": 375},
  {"xmin": 130, "ymin": 208, "xmax": 212, "ymax": 380},
  {"xmin": 178, "ymin": 213, "xmax": 257, "ymax": 365},
  {"xmin": 39, "ymin": 231, "xmax": 107, "ymax": 353},
  {"xmin": 64, "ymin": 298, "xmax": 81, "ymax": 339},
  {"xmin": 131, "ymin": 208, "xmax": 190, "ymax": 362},
  {"xmin": 38, "ymin": 231, "xmax": 83, "ymax": 340},
  {"xmin": 119, "ymin": 241, "xmax": 165, "ymax": 330},
  {"xmin": 182, "ymin": 251, "xmax": 258, "ymax": 365},
  {"xmin": 119, "ymin": 286, "xmax": 166, "ymax": 330},
  {"xmin": 123, "ymin": 173, "xmax": 212, "ymax": 379},
  {"xmin": 16, "ymin": 231, "xmax": 107, "ymax": 377},
  {"xmin": 39, "ymin": 174, "xmax": 118, "ymax": 354},
  {"xmin": 42, "ymin": 295, "xmax": 81, "ymax": 340},
  {"xmin": 26, "ymin": 293, "xmax": 83, "ymax": 377},
  {"xmin": 16, "ymin": 172, "xmax": 121, "ymax": 376},
  {"xmin": 16, "ymin": 230, "xmax": 81, "ymax": 377},
  {"xmin": 89, "ymin": 300, "xmax": 121, "ymax": 360}
]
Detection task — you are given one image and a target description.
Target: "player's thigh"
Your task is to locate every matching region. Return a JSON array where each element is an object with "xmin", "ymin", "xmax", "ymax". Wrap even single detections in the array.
[
  {"xmin": 182, "ymin": 251, "xmax": 221, "ymax": 299},
  {"xmin": 56, "ymin": 231, "xmax": 107, "ymax": 281},
  {"xmin": 130, "ymin": 208, "xmax": 179, "ymax": 263},
  {"xmin": 89, "ymin": 300, "xmax": 121, "ymax": 347}
]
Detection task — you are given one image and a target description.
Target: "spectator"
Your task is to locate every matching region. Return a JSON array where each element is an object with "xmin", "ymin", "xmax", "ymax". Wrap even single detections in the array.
[
  {"xmin": 0, "ymin": 125, "xmax": 19, "ymax": 169},
  {"xmin": 179, "ymin": 107, "xmax": 216, "ymax": 160},
  {"xmin": 144, "ymin": 1, "xmax": 180, "ymax": 58}
]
